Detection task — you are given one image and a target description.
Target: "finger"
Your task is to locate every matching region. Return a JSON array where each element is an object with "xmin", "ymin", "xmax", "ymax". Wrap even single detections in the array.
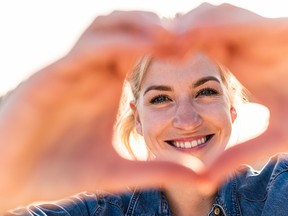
[
  {"xmin": 82, "ymin": 11, "xmax": 174, "ymax": 57},
  {"xmin": 91, "ymin": 10, "xmax": 170, "ymax": 42},
  {"xmin": 173, "ymin": 3, "xmax": 288, "ymax": 68},
  {"xmin": 172, "ymin": 3, "xmax": 264, "ymax": 35},
  {"xmin": 92, "ymin": 157, "xmax": 204, "ymax": 193},
  {"xmin": 83, "ymin": 149, "xmax": 222, "ymax": 197},
  {"xmin": 202, "ymin": 118, "xmax": 288, "ymax": 189}
]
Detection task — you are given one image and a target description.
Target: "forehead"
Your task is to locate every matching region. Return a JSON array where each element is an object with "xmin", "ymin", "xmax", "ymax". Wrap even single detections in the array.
[{"xmin": 141, "ymin": 54, "xmax": 222, "ymax": 87}]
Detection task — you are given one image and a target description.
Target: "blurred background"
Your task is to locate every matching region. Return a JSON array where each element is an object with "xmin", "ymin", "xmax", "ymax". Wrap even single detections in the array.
[
  {"xmin": 0, "ymin": 0, "xmax": 288, "ymax": 95},
  {"xmin": 1, "ymin": 0, "xmax": 283, "ymax": 170}
]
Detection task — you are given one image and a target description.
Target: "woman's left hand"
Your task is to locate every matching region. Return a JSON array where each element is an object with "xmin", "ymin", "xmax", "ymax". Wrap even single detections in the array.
[{"xmin": 173, "ymin": 3, "xmax": 288, "ymax": 188}]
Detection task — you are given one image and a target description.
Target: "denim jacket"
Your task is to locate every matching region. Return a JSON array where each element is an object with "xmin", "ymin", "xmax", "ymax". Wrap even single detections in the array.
[{"xmin": 8, "ymin": 154, "xmax": 288, "ymax": 216}]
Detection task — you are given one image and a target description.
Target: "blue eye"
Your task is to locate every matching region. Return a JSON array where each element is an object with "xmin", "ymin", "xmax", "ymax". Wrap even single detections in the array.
[
  {"xmin": 150, "ymin": 95, "xmax": 171, "ymax": 104},
  {"xmin": 196, "ymin": 88, "xmax": 218, "ymax": 97}
]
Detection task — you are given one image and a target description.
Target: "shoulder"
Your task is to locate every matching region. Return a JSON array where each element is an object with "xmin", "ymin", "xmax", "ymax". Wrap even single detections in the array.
[
  {"xmin": 235, "ymin": 153, "xmax": 288, "ymax": 195},
  {"xmin": 7, "ymin": 189, "xmax": 162, "ymax": 216},
  {"xmin": 8, "ymin": 191, "xmax": 131, "ymax": 216},
  {"xmin": 232, "ymin": 154, "xmax": 288, "ymax": 198},
  {"xmin": 220, "ymin": 153, "xmax": 288, "ymax": 215}
]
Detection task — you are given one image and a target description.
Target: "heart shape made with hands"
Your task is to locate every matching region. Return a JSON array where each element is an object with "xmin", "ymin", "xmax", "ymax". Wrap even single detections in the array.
[
  {"xmin": 2, "ymin": 4, "xmax": 288, "ymax": 209},
  {"xmin": 111, "ymin": 3, "xmax": 288, "ymax": 189},
  {"xmin": 73, "ymin": 2, "xmax": 288, "ymax": 192}
]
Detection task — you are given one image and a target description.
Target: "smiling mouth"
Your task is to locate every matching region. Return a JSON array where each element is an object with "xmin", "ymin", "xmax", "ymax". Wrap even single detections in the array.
[{"xmin": 165, "ymin": 134, "xmax": 214, "ymax": 149}]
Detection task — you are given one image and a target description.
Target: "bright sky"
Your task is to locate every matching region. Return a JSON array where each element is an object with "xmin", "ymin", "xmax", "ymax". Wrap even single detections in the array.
[{"xmin": 0, "ymin": 0, "xmax": 288, "ymax": 95}]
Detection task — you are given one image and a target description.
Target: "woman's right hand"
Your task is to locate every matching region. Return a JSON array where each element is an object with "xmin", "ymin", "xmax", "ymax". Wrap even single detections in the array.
[{"xmin": 0, "ymin": 11, "xmax": 201, "ymax": 212}]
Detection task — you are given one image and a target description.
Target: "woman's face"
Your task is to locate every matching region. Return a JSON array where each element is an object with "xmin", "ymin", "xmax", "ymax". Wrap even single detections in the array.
[{"xmin": 132, "ymin": 55, "xmax": 236, "ymax": 161}]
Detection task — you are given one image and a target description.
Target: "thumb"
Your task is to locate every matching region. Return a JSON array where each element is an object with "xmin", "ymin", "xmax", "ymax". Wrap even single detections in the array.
[{"xmin": 93, "ymin": 152, "xmax": 206, "ymax": 192}]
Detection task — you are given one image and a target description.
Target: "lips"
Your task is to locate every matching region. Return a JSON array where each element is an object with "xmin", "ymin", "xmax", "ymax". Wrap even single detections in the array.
[{"xmin": 165, "ymin": 134, "xmax": 214, "ymax": 149}]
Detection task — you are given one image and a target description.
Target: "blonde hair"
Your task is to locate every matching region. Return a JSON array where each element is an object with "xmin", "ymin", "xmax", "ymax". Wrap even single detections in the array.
[
  {"xmin": 116, "ymin": 56, "xmax": 152, "ymax": 158},
  {"xmin": 116, "ymin": 55, "xmax": 248, "ymax": 158}
]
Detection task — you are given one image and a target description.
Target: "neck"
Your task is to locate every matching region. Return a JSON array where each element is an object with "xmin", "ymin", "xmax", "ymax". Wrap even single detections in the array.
[{"xmin": 163, "ymin": 184, "xmax": 216, "ymax": 216}]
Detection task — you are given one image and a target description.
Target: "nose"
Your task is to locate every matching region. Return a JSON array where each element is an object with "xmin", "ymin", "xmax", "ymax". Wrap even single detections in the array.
[{"xmin": 172, "ymin": 102, "xmax": 202, "ymax": 131}]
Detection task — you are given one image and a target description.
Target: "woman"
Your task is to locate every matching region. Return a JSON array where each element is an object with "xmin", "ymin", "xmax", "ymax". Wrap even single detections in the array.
[
  {"xmin": 8, "ymin": 52, "xmax": 288, "ymax": 216},
  {"xmin": 117, "ymin": 54, "xmax": 245, "ymax": 215},
  {"xmin": 2, "ymin": 3, "xmax": 288, "ymax": 215}
]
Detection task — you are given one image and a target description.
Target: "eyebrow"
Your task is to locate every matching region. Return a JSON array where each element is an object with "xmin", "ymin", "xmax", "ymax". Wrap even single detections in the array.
[
  {"xmin": 193, "ymin": 76, "xmax": 220, "ymax": 88},
  {"xmin": 143, "ymin": 85, "xmax": 172, "ymax": 96},
  {"xmin": 143, "ymin": 76, "xmax": 221, "ymax": 96}
]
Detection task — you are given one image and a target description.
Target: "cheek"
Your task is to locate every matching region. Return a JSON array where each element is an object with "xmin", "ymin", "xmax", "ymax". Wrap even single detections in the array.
[
  {"xmin": 138, "ymin": 113, "xmax": 165, "ymax": 153},
  {"xmin": 200, "ymin": 102, "xmax": 233, "ymax": 131},
  {"xmin": 139, "ymin": 108, "xmax": 173, "ymax": 137}
]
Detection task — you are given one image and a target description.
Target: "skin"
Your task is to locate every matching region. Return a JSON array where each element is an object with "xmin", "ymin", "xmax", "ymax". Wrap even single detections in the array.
[
  {"xmin": 0, "ymin": 11, "xmax": 200, "ymax": 212},
  {"xmin": 132, "ymin": 54, "xmax": 236, "ymax": 162},
  {"xmin": 131, "ymin": 54, "xmax": 236, "ymax": 215},
  {"xmin": 1, "ymin": 3, "xmax": 288, "ymax": 213},
  {"xmin": 174, "ymin": 3, "xmax": 288, "ymax": 187}
]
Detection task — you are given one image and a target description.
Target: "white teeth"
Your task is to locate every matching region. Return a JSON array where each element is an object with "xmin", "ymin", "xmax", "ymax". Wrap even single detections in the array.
[
  {"xmin": 173, "ymin": 136, "xmax": 207, "ymax": 149},
  {"xmin": 184, "ymin": 141, "xmax": 192, "ymax": 148},
  {"xmin": 191, "ymin": 140, "xmax": 198, "ymax": 147}
]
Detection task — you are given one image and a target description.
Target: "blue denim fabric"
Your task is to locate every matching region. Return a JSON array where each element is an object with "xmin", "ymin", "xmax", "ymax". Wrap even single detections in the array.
[{"xmin": 8, "ymin": 154, "xmax": 288, "ymax": 216}]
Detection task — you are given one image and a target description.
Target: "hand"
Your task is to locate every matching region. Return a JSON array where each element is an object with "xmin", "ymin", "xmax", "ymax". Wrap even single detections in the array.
[
  {"xmin": 1, "ymin": 4, "xmax": 288, "ymax": 212},
  {"xmin": 0, "ymin": 11, "xmax": 200, "ymax": 212},
  {"xmin": 173, "ymin": 3, "xmax": 288, "ymax": 187},
  {"xmin": 175, "ymin": 3, "xmax": 288, "ymax": 91}
]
